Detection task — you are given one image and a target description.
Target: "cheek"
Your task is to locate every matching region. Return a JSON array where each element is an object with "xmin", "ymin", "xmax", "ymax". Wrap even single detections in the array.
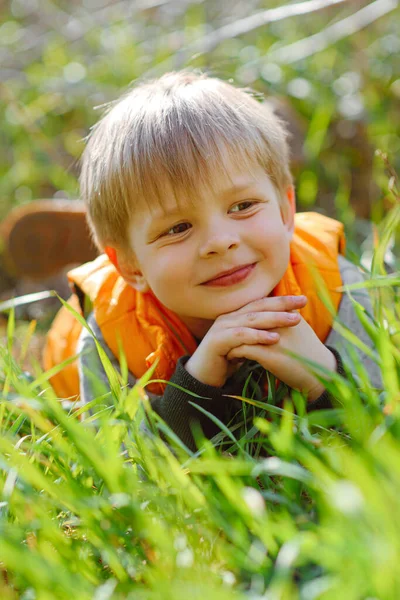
[
  {"xmin": 254, "ymin": 223, "xmax": 291, "ymax": 279},
  {"xmin": 253, "ymin": 218, "xmax": 289, "ymax": 253},
  {"xmin": 144, "ymin": 250, "xmax": 191, "ymax": 294}
]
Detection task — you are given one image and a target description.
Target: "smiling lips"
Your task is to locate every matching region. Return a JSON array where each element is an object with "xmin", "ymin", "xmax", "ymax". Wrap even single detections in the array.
[{"xmin": 202, "ymin": 263, "xmax": 256, "ymax": 287}]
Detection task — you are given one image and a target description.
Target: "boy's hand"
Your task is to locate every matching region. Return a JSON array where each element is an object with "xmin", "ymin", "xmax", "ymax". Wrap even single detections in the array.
[
  {"xmin": 184, "ymin": 295, "xmax": 307, "ymax": 388},
  {"xmin": 226, "ymin": 314, "xmax": 337, "ymax": 401}
]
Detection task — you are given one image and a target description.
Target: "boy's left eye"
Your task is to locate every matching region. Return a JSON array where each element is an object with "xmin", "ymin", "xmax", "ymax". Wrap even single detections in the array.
[
  {"xmin": 165, "ymin": 222, "xmax": 192, "ymax": 236},
  {"xmin": 229, "ymin": 201, "xmax": 256, "ymax": 213}
]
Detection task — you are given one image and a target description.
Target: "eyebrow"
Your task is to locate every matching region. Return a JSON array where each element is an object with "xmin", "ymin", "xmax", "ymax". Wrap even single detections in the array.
[
  {"xmin": 219, "ymin": 182, "xmax": 258, "ymax": 199},
  {"xmin": 151, "ymin": 182, "xmax": 259, "ymax": 221},
  {"xmin": 150, "ymin": 206, "xmax": 184, "ymax": 221}
]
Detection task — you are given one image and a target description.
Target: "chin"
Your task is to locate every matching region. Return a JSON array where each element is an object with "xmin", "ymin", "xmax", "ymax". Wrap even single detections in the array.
[{"xmin": 208, "ymin": 288, "xmax": 269, "ymax": 318}]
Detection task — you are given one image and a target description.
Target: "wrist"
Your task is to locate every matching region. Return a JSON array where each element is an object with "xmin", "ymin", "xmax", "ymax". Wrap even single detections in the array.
[
  {"xmin": 306, "ymin": 347, "xmax": 338, "ymax": 402},
  {"xmin": 305, "ymin": 349, "xmax": 345, "ymax": 411},
  {"xmin": 184, "ymin": 357, "xmax": 226, "ymax": 388}
]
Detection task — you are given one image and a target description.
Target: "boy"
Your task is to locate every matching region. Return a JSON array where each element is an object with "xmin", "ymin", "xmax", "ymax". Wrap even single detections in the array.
[{"xmin": 44, "ymin": 71, "xmax": 381, "ymax": 451}]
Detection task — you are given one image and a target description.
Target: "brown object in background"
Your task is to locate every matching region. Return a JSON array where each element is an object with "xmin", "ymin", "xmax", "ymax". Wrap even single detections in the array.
[{"xmin": 1, "ymin": 200, "xmax": 98, "ymax": 280}]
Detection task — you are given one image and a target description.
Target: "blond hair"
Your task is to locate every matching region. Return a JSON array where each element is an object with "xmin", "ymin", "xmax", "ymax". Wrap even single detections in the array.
[{"xmin": 80, "ymin": 70, "xmax": 293, "ymax": 254}]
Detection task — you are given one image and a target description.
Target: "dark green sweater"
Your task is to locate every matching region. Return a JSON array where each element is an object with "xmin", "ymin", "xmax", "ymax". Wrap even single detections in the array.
[
  {"xmin": 78, "ymin": 256, "xmax": 381, "ymax": 452},
  {"xmin": 148, "ymin": 349, "xmax": 344, "ymax": 451}
]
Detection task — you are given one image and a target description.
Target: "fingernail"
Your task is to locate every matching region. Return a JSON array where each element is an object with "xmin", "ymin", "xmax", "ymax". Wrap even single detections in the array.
[
  {"xmin": 288, "ymin": 313, "xmax": 299, "ymax": 320},
  {"xmin": 269, "ymin": 333, "xmax": 279, "ymax": 339}
]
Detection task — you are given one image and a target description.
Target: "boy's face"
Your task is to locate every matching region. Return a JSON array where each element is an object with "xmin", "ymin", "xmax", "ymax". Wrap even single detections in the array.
[{"xmin": 125, "ymin": 160, "xmax": 295, "ymax": 338}]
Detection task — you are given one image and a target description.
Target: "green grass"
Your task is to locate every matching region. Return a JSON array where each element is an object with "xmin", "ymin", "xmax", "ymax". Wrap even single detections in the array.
[
  {"xmin": 0, "ymin": 190, "xmax": 399, "ymax": 599},
  {"xmin": 1, "ymin": 4, "xmax": 399, "ymax": 595}
]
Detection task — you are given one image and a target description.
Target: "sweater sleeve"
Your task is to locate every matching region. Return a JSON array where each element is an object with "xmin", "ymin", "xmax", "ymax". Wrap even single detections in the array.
[
  {"xmin": 151, "ymin": 356, "xmax": 242, "ymax": 450},
  {"xmin": 77, "ymin": 313, "xmax": 241, "ymax": 451},
  {"xmin": 305, "ymin": 256, "xmax": 382, "ymax": 412},
  {"xmin": 77, "ymin": 256, "xmax": 382, "ymax": 449},
  {"xmin": 325, "ymin": 255, "xmax": 382, "ymax": 389}
]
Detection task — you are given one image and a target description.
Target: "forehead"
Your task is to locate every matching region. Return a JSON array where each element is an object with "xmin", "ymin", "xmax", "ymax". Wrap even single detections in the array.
[{"xmin": 137, "ymin": 156, "xmax": 270, "ymax": 222}]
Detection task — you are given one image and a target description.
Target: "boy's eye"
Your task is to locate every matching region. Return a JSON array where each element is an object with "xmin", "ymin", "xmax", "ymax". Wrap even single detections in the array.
[
  {"xmin": 229, "ymin": 201, "xmax": 256, "ymax": 213},
  {"xmin": 165, "ymin": 222, "xmax": 192, "ymax": 236}
]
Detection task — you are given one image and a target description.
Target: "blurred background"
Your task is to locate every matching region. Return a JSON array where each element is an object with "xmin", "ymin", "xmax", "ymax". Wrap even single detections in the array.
[{"xmin": 0, "ymin": 0, "xmax": 399, "ymax": 333}]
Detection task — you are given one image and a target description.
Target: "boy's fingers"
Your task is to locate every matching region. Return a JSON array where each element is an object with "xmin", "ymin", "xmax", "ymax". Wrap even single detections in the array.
[
  {"xmin": 227, "ymin": 343, "xmax": 279, "ymax": 363},
  {"xmin": 233, "ymin": 295, "xmax": 307, "ymax": 315},
  {"xmin": 227, "ymin": 345, "xmax": 254, "ymax": 362},
  {"xmin": 223, "ymin": 310, "xmax": 301, "ymax": 330},
  {"xmin": 217, "ymin": 327, "xmax": 280, "ymax": 356}
]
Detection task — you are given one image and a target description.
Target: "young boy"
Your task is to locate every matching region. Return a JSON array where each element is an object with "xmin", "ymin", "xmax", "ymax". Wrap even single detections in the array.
[{"xmin": 44, "ymin": 71, "xmax": 381, "ymax": 451}]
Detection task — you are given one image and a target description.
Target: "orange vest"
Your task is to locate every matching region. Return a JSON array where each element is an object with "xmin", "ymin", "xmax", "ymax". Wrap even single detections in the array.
[{"xmin": 43, "ymin": 212, "xmax": 345, "ymax": 398}]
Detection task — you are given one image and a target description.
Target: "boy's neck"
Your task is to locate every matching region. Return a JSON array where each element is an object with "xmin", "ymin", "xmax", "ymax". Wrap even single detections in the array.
[{"xmin": 178, "ymin": 313, "xmax": 214, "ymax": 341}]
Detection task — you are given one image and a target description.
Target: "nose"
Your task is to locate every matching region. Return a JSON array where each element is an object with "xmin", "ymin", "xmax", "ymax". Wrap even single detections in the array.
[{"xmin": 199, "ymin": 231, "xmax": 240, "ymax": 258}]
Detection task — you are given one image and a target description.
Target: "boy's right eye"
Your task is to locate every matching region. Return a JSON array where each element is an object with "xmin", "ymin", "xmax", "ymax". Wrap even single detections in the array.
[{"xmin": 164, "ymin": 222, "xmax": 192, "ymax": 236}]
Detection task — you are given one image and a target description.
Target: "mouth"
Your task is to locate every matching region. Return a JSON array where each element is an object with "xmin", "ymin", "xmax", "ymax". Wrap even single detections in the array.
[{"xmin": 201, "ymin": 263, "xmax": 257, "ymax": 287}]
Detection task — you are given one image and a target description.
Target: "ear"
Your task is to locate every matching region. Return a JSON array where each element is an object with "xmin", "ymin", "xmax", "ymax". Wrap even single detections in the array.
[
  {"xmin": 104, "ymin": 246, "xmax": 150, "ymax": 293},
  {"xmin": 280, "ymin": 185, "xmax": 296, "ymax": 238}
]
